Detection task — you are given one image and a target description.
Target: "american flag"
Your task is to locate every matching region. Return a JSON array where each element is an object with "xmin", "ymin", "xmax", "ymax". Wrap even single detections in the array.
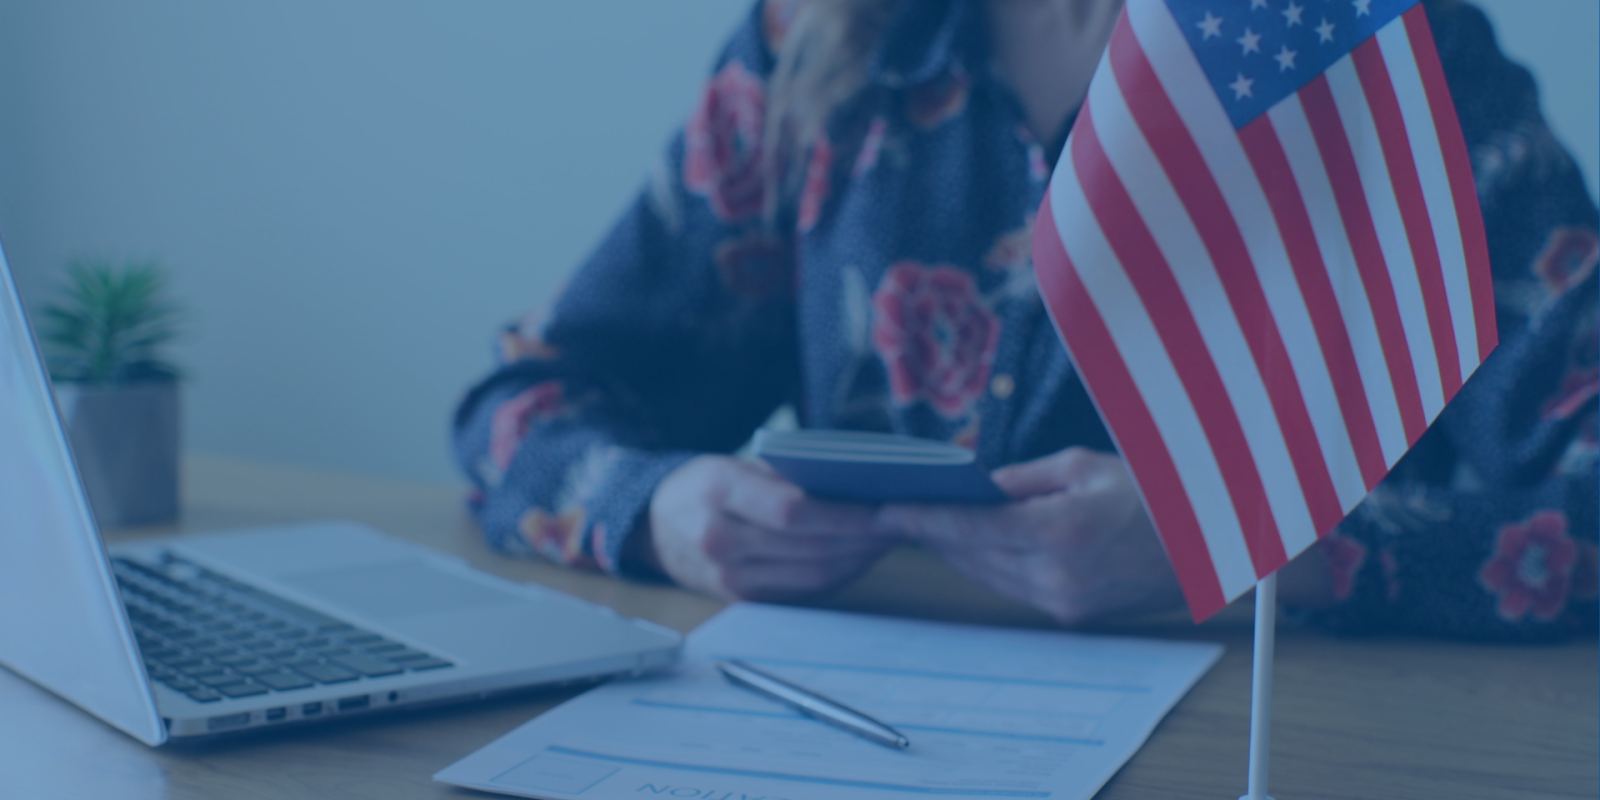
[{"xmin": 1031, "ymin": 0, "xmax": 1497, "ymax": 621}]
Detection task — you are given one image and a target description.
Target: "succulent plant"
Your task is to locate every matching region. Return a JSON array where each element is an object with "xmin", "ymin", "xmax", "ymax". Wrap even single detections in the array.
[{"xmin": 38, "ymin": 259, "xmax": 184, "ymax": 384}]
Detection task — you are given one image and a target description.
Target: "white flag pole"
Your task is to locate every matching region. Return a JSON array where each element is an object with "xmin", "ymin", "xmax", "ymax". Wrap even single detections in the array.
[{"xmin": 1239, "ymin": 572, "xmax": 1278, "ymax": 800}]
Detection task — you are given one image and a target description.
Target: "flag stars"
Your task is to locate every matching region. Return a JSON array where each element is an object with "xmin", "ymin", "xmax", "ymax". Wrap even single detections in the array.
[
  {"xmin": 1249, "ymin": 0, "xmax": 1268, "ymax": 9},
  {"xmin": 1316, "ymin": 18, "xmax": 1336, "ymax": 43},
  {"xmin": 1229, "ymin": 73, "xmax": 1255, "ymax": 100},
  {"xmin": 1237, "ymin": 27, "xmax": 1262, "ymax": 55},
  {"xmin": 1282, "ymin": 2, "xmax": 1304, "ymax": 27},
  {"xmin": 1353, "ymin": 0, "xmax": 1373, "ymax": 16},
  {"xmin": 1274, "ymin": 45, "xmax": 1298, "ymax": 72},
  {"xmin": 1196, "ymin": 11, "xmax": 1224, "ymax": 40}
]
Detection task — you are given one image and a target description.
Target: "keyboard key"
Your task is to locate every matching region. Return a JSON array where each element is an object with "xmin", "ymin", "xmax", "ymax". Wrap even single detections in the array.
[
  {"xmin": 326, "ymin": 654, "xmax": 403, "ymax": 677},
  {"xmin": 212, "ymin": 681, "xmax": 270, "ymax": 698},
  {"xmin": 253, "ymin": 671, "xmax": 316, "ymax": 691},
  {"xmin": 386, "ymin": 650, "xmax": 434, "ymax": 663},
  {"xmin": 401, "ymin": 657, "xmax": 453, "ymax": 671},
  {"xmin": 199, "ymin": 670, "xmax": 254, "ymax": 687},
  {"xmin": 289, "ymin": 661, "xmax": 359, "ymax": 684},
  {"xmin": 118, "ymin": 556, "xmax": 405, "ymax": 694},
  {"xmin": 184, "ymin": 688, "xmax": 222, "ymax": 703}
]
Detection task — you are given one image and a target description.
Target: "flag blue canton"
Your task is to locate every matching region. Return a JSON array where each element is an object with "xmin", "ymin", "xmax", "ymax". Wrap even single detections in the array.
[{"xmin": 1164, "ymin": 0, "xmax": 1419, "ymax": 128}]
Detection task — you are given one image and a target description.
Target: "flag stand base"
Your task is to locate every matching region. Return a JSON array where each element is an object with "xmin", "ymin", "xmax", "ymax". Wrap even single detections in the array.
[{"xmin": 1238, "ymin": 572, "xmax": 1277, "ymax": 800}]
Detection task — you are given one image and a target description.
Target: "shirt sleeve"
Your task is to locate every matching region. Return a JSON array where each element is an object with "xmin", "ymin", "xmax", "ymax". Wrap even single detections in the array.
[
  {"xmin": 1297, "ymin": 0, "xmax": 1599, "ymax": 640},
  {"xmin": 452, "ymin": 1, "xmax": 801, "ymax": 576}
]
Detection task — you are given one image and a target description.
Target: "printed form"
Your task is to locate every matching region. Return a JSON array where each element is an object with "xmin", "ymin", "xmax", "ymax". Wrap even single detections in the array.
[{"xmin": 436, "ymin": 603, "xmax": 1222, "ymax": 800}]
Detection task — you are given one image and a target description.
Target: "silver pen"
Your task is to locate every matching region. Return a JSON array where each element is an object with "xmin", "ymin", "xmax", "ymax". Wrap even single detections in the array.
[{"xmin": 715, "ymin": 659, "xmax": 911, "ymax": 750}]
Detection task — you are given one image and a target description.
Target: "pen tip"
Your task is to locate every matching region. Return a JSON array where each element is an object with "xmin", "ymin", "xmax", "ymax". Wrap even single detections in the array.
[{"xmin": 895, "ymin": 737, "xmax": 911, "ymax": 749}]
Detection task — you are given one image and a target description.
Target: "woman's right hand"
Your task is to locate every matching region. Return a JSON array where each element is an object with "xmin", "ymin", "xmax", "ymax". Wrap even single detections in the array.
[{"xmin": 644, "ymin": 455, "xmax": 898, "ymax": 601}]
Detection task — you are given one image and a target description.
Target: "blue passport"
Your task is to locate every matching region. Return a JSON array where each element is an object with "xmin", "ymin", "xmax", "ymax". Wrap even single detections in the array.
[{"xmin": 753, "ymin": 429, "xmax": 1009, "ymax": 505}]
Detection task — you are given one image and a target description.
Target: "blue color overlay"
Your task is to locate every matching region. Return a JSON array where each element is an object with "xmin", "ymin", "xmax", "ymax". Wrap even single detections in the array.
[{"xmin": 1163, "ymin": 0, "xmax": 1418, "ymax": 128}]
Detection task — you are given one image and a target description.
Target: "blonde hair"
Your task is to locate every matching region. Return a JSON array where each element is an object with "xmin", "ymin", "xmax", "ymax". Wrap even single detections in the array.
[{"xmin": 762, "ymin": 0, "xmax": 902, "ymax": 222}]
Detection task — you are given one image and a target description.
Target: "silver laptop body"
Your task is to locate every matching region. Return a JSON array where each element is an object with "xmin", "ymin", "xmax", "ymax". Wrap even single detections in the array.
[{"xmin": 0, "ymin": 242, "xmax": 681, "ymax": 744}]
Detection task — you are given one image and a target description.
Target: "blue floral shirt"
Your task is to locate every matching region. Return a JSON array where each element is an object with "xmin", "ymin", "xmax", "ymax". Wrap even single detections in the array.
[{"xmin": 454, "ymin": 0, "xmax": 1598, "ymax": 640}]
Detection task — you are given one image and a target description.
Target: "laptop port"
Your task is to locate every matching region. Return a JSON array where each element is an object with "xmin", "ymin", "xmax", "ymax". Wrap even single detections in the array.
[
  {"xmin": 337, "ymin": 695, "xmax": 370, "ymax": 712},
  {"xmin": 206, "ymin": 713, "xmax": 250, "ymax": 731},
  {"xmin": 302, "ymin": 702, "xmax": 323, "ymax": 716},
  {"xmin": 265, "ymin": 707, "xmax": 286, "ymax": 722}
]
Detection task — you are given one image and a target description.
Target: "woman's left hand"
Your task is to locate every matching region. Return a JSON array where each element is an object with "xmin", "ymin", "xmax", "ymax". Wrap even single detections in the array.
[{"xmin": 876, "ymin": 447, "xmax": 1186, "ymax": 625}]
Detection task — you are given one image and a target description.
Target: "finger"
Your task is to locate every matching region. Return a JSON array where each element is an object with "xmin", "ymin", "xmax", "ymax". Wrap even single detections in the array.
[
  {"xmin": 990, "ymin": 447, "xmax": 1113, "ymax": 499},
  {"xmin": 721, "ymin": 555, "xmax": 882, "ymax": 600},
  {"xmin": 924, "ymin": 540, "xmax": 1108, "ymax": 623},
  {"xmin": 921, "ymin": 542, "xmax": 1041, "ymax": 604},
  {"xmin": 722, "ymin": 465, "xmax": 887, "ymax": 536},
  {"xmin": 880, "ymin": 495, "xmax": 1061, "ymax": 549},
  {"xmin": 701, "ymin": 512, "xmax": 895, "ymax": 563}
]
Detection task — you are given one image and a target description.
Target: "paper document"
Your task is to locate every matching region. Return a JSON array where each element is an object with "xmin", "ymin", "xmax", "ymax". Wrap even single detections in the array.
[{"xmin": 436, "ymin": 603, "xmax": 1222, "ymax": 799}]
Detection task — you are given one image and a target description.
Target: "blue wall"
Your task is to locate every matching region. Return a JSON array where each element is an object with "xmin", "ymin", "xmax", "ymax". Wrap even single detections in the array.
[{"xmin": 0, "ymin": 0, "xmax": 750, "ymax": 482}]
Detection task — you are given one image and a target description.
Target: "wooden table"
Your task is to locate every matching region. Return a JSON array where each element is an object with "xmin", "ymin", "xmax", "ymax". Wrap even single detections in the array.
[{"xmin": 1, "ymin": 455, "xmax": 1594, "ymax": 800}]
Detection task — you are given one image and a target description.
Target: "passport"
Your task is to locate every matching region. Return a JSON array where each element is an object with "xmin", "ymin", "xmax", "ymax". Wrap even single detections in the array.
[{"xmin": 753, "ymin": 429, "xmax": 1009, "ymax": 505}]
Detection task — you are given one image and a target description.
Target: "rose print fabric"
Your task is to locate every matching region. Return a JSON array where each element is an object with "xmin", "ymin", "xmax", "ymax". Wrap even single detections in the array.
[
  {"xmin": 454, "ymin": 0, "xmax": 1597, "ymax": 640},
  {"xmin": 870, "ymin": 262, "xmax": 1000, "ymax": 419}
]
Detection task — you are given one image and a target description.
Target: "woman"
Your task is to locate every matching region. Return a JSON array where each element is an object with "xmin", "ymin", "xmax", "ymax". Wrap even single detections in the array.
[{"xmin": 453, "ymin": 0, "xmax": 1597, "ymax": 638}]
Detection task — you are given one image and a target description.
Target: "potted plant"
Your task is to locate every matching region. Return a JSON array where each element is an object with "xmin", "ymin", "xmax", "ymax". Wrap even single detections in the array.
[{"xmin": 39, "ymin": 259, "xmax": 185, "ymax": 527}]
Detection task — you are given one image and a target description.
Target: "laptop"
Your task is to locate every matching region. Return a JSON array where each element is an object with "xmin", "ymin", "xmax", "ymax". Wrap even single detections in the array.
[{"xmin": 0, "ymin": 243, "xmax": 681, "ymax": 745}]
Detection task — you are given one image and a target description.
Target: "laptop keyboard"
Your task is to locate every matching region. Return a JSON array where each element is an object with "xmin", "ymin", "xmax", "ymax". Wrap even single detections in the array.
[{"xmin": 112, "ymin": 556, "xmax": 454, "ymax": 704}]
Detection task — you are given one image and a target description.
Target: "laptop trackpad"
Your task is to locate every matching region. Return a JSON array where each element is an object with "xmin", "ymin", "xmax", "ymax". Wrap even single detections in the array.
[{"xmin": 282, "ymin": 561, "xmax": 519, "ymax": 620}]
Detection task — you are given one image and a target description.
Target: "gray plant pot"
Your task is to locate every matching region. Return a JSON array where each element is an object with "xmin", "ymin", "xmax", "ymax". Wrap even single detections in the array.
[{"xmin": 53, "ymin": 381, "xmax": 181, "ymax": 528}]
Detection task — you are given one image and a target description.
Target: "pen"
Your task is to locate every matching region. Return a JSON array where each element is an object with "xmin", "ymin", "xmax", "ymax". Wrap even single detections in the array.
[{"xmin": 715, "ymin": 659, "xmax": 911, "ymax": 750}]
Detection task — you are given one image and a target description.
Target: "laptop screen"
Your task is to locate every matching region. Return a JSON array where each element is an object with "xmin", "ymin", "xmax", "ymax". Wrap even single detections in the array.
[{"xmin": 0, "ymin": 242, "xmax": 165, "ymax": 744}]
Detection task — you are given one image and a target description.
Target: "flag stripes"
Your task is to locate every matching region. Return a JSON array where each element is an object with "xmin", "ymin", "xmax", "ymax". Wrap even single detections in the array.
[
  {"xmin": 1128, "ymin": 0, "xmax": 1380, "ymax": 514},
  {"xmin": 1038, "ymin": 176, "xmax": 1261, "ymax": 602},
  {"xmin": 1265, "ymin": 95, "xmax": 1413, "ymax": 465},
  {"xmin": 1375, "ymin": 21, "xmax": 1481, "ymax": 380},
  {"xmin": 1402, "ymin": 9, "xmax": 1498, "ymax": 364},
  {"xmin": 1299, "ymin": 75, "xmax": 1432, "ymax": 443},
  {"xmin": 1072, "ymin": 104, "xmax": 1293, "ymax": 576},
  {"xmin": 1237, "ymin": 118, "xmax": 1391, "ymax": 491},
  {"xmin": 1106, "ymin": 21, "xmax": 1343, "ymax": 540},
  {"xmin": 1352, "ymin": 38, "xmax": 1463, "ymax": 401},
  {"xmin": 1328, "ymin": 55, "xmax": 1451, "ymax": 422},
  {"xmin": 1034, "ymin": 1, "xmax": 1496, "ymax": 620},
  {"xmin": 1032, "ymin": 193, "xmax": 1232, "ymax": 613}
]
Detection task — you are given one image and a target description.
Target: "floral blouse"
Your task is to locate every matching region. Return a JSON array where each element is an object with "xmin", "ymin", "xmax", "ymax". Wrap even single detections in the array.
[{"xmin": 454, "ymin": 0, "xmax": 1598, "ymax": 640}]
